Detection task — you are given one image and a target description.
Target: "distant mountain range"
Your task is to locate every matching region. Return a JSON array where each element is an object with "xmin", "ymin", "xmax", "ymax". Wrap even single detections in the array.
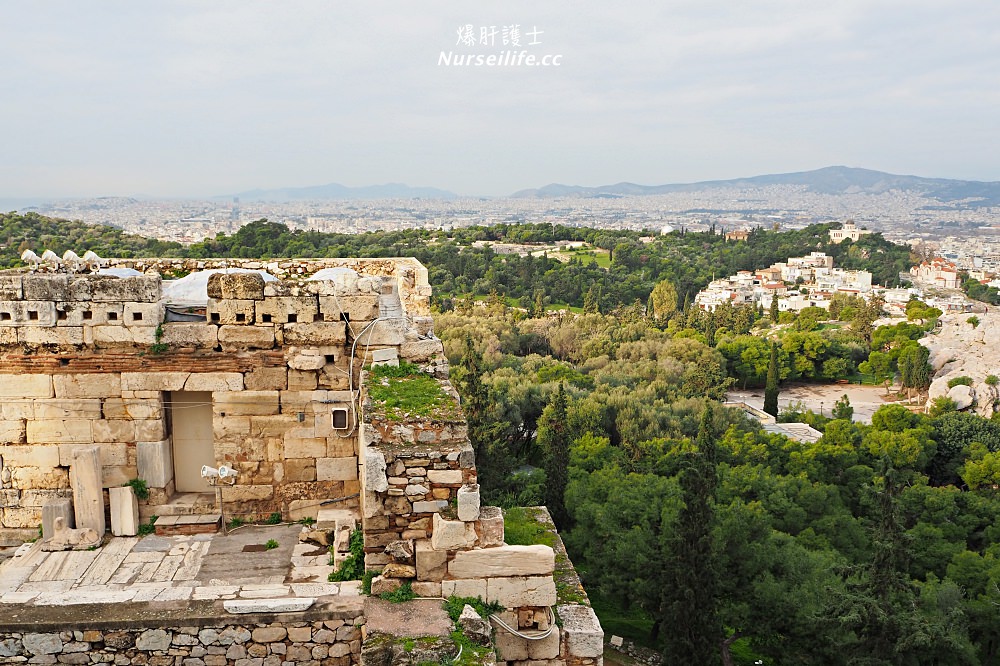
[
  {"xmin": 227, "ymin": 182, "xmax": 457, "ymax": 202},
  {"xmin": 510, "ymin": 166, "xmax": 1000, "ymax": 206}
]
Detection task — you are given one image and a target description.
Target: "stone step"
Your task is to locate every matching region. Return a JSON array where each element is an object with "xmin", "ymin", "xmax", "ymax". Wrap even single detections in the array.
[
  {"xmin": 142, "ymin": 493, "xmax": 218, "ymax": 519},
  {"xmin": 154, "ymin": 513, "xmax": 221, "ymax": 536}
]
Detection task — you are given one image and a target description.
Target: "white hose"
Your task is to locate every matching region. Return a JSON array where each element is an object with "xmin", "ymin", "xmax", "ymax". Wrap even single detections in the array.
[{"xmin": 488, "ymin": 606, "xmax": 556, "ymax": 640}]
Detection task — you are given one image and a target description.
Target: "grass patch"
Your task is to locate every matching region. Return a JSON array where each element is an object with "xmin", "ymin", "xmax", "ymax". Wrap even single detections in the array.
[
  {"xmin": 575, "ymin": 250, "xmax": 612, "ymax": 269},
  {"xmin": 264, "ymin": 539, "xmax": 279, "ymax": 550},
  {"xmin": 446, "ymin": 629, "xmax": 495, "ymax": 665},
  {"xmin": 227, "ymin": 516, "xmax": 247, "ymax": 530},
  {"xmin": 263, "ymin": 512, "xmax": 283, "ymax": 525},
  {"xmin": 503, "ymin": 507, "xmax": 555, "ymax": 547},
  {"xmin": 590, "ymin": 590, "xmax": 659, "ymax": 650},
  {"xmin": 367, "ymin": 361, "xmax": 461, "ymax": 422}
]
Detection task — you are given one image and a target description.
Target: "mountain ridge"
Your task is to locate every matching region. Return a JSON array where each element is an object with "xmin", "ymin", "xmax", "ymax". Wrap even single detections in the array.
[{"xmin": 510, "ymin": 166, "xmax": 1000, "ymax": 205}]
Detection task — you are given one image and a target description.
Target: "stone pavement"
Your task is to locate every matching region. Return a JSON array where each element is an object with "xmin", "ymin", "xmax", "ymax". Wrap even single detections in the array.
[{"xmin": 0, "ymin": 524, "xmax": 360, "ymax": 608}]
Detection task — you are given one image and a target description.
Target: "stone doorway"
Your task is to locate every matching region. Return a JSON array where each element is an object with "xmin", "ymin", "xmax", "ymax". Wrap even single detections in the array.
[{"xmin": 167, "ymin": 391, "xmax": 215, "ymax": 493}]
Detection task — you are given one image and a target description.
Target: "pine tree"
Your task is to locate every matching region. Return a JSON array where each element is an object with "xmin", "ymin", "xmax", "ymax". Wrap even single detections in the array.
[
  {"xmin": 661, "ymin": 407, "xmax": 721, "ymax": 663},
  {"xmin": 763, "ymin": 341, "xmax": 780, "ymax": 417},
  {"xmin": 539, "ymin": 383, "xmax": 570, "ymax": 528},
  {"xmin": 832, "ymin": 394, "xmax": 854, "ymax": 420}
]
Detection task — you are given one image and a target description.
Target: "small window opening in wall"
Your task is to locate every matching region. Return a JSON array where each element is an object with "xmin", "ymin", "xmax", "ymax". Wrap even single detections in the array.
[
  {"xmin": 57, "ymin": 310, "xmax": 67, "ymax": 321},
  {"xmin": 325, "ymin": 354, "xmax": 336, "ymax": 364},
  {"xmin": 1, "ymin": 312, "xmax": 12, "ymax": 321},
  {"xmin": 331, "ymin": 407, "xmax": 349, "ymax": 430},
  {"xmin": 108, "ymin": 311, "xmax": 118, "ymax": 321},
  {"xmin": 235, "ymin": 313, "xmax": 246, "ymax": 323},
  {"xmin": 313, "ymin": 313, "xmax": 323, "ymax": 322},
  {"xmin": 132, "ymin": 312, "xmax": 143, "ymax": 321},
  {"xmin": 340, "ymin": 313, "xmax": 350, "ymax": 321},
  {"xmin": 82, "ymin": 310, "xmax": 93, "ymax": 320},
  {"xmin": 287, "ymin": 313, "xmax": 298, "ymax": 323},
  {"xmin": 261, "ymin": 314, "xmax": 272, "ymax": 323},
  {"xmin": 28, "ymin": 310, "xmax": 38, "ymax": 320},
  {"xmin": 210, "ymin": 312, "xmax": 220, "ymax": 323}
]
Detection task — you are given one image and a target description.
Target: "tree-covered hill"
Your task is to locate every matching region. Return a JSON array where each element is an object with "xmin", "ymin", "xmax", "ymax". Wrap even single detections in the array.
[
  {"xmin": 0, "ymin": 212, "xmax": 182, "ymax": 266},
  {"xmin": 0, "ymin": 214, "xmax": 913, "ymax": 314}
]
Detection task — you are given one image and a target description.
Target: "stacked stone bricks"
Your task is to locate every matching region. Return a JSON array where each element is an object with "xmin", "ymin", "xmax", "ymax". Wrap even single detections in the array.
[
  {"xmin": 358, "ymin": 379, "xmax": 604, "ymax": 665},
  {"xmin": 0, "ymin": 618, "xmax": 363, "ymax": 665},
  {"xmin": 0, "ymin": 260, "xmax": 448, "ymax": 542}
]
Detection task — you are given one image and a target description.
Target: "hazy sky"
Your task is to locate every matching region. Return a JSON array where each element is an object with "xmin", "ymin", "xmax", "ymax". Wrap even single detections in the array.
[{"xmin": 3, "ymin": 1, "xmax": 1000, "ymax": 197}]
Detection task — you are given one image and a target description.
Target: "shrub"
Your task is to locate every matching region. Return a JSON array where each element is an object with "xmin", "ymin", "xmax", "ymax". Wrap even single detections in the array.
[
  {"xmin": 123, "ymin": 478, "xmax": 149, "ymax": 501},
  {"xmin": 947, "ymin": 376, "xmax": 973, "ymax": 389},
  {"xmin": 929, "ymin": 396, "xmax": 958, "ymax": 417},
  {"xmin": 265, "ymin": 539, "xmax": 279, "ymax": 550}
]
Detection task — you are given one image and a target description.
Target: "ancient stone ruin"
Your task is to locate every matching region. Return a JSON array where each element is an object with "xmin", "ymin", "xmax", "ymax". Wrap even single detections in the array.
[{"xmin": 0, "ymin": 257, "xmax": 603, "ymax": 665}]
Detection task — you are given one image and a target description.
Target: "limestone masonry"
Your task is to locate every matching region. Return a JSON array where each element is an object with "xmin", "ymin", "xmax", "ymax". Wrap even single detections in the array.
[{"xmin": 0, "ymin": 257, "xmax": 603, "ymax": 666}]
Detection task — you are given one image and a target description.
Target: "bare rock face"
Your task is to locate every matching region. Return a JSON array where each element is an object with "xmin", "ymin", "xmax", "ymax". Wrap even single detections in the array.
[
  {"xmin": 922, "ymin": 311, "xmax": 1000, "ymax": 416},
  {"xmin": 928, "ymin": 377, "xmax": 951, "ymax": 403},
  {"xmin": 384, "ymin": 539, "xmax": 414, "ymax": 561},
  {"xmin": 381, "ymin": 563, "xmax": 416, "ymax": 579},
  {"xmin": 948, "ymin": 384, "xmax": 975, "ymax": 410}
]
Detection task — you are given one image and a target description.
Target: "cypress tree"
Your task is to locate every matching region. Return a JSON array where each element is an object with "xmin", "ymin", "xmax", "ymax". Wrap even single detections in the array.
[
  {"xmin": 764, "ymin": 341, "xmax": 780, "ymax": 417},
  {"xmin": 770, "ymin": 294, "xmax": 779, "ymax": 321},
  {"xmin": 661, "ymin": 406, "xmax": 721, "ymax": 663},
  {"xmin": 540, "ymin": 383, "xmax": 570, "ymax": 527}
]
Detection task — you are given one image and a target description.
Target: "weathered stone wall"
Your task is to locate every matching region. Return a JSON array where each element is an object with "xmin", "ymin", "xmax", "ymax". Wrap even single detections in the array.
[
  {"xmin": 0, "ymin": 619, "xmax": 362, "ymax": 665},
  {"xmin": 108, "ymin": 257, "xmax": 429, "ymax": 316},
  {"xmin": 0, "ymin": 265, "xmax": 448, "ymax": 540},
  {"xmin": 358, "ymin": 379, "xmax": 604, "ymax": 666}
]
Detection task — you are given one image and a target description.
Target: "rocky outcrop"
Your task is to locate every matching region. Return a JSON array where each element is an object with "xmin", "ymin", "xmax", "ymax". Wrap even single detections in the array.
[{"xmin": 921, "ymin": 311, "xmax": 1000, "ymax": 415}]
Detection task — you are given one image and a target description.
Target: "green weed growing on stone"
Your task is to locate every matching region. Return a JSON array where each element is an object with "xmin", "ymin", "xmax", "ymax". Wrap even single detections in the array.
[
  {"xmin": 265, "ymin": 539, "xmax": 279, "ymax": 550},
  {"xmin": 361, "ymin": 570, "xmax": 376, "ymax": 595},
  {"xmin": 123, "ymin": 478, "xmax": 150, "ymax": 500},
  {"xmin": 379, "ymin": 580, "xmax": 417, "ymax": 603},
  {"xmin": 263, "ymin": 511, "xmax": 283, "ymax": 525},
  {"xmin": 329, "ymin": 529, "xmax": 364, "ymax": 581},
  {"xmin": 443, "ymin": 596, "xmax": 503, "ymax": 623},
  {"xmin": 137, "ymin": 515, "xmax": 157, "ymax": 537}
]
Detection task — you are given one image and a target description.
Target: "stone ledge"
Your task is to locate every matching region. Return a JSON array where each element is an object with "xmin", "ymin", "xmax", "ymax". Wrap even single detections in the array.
[
  {"xmin": 0, "ymin": 598, "xmax": 363, "ymax": 632},
  {"xmin": 223, "ymin": 598, "xmax": 315, "ymax": 614}
]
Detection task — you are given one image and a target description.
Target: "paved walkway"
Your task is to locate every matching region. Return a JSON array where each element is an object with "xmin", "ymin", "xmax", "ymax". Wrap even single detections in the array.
[
  {"xmin": 728, "ymin": 382, "xmax": 906, "ymax": 423},
  {"xmin": 0, "ymin": 524, "xmax": 359, "ymax": 608}
]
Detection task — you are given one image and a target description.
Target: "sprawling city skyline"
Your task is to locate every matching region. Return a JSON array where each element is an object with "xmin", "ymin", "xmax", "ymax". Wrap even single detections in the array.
[{"xmin": 3, "ymin": 1, "xmax": 1000, "ymax": 198}]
